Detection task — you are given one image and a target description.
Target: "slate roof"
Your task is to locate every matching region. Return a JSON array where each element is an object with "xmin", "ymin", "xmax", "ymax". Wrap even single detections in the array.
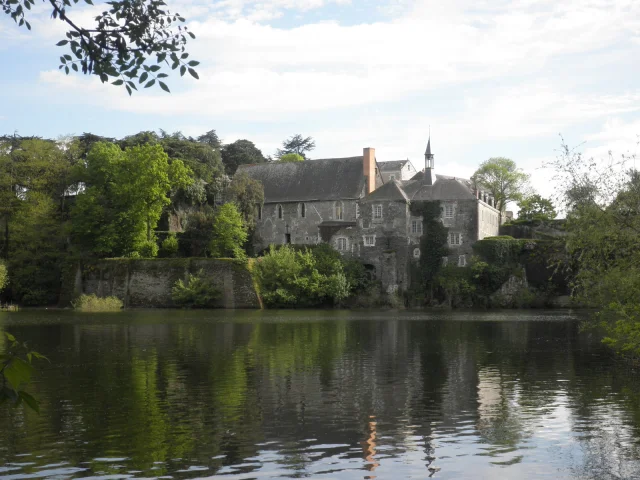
[
  {"xmin": 360, "ymin": 179, "xmax": 409, "ymax": 203},
  {"xmin": 237, "ymin": 157, "xmax": 366, "ymax": 203},
  {"xmin": 377, "ymin": 160, "xmax": 410, "ymax": 172},
  {"xmin": 402, "ymin": 174, "xmax": 477, "ymax": 201}
]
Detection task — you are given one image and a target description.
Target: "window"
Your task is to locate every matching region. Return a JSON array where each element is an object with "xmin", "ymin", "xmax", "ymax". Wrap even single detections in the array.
[
  {"xmin": 373, "ymin": 204, "xmax": 383, "ymax": 219},
  {"xmin": 411, "ymin": 220, "xmax": 423, "ymax": 234},
  {"xmin": 334, "ymin": 201, "xmax": 344, "ymax": 220},
  {"xmin": 449, "ymin": 232, "xmax": 461, "ymax": 245},
  {"xmin": 257, "ymin": 204, "xmax": 262, "ymax": 220},
  {"xmin": 413, "ymin": 247, "xmax": 421, "ymax": 258},
  {"xmin": 444, "ymin": 204, "xmax": 454, "ymax": 218},
  {"xmin": 442, "ymin": 256, "xmax": 449, "ymax": 266},
  {"xmin": 299, "ymin": 202, "xmax": 306, "ymax": 218},
  {"xmin": 355, "ymin": 203, "xmax": 360, "ymax": 219},
  {"xmin": 337, "ymin": 237, "xmax": 348, "ymax": 251},
  {"xmin": 364, "ymin": 235, "xmax": 376, "ymax": 246},
  {"xmin": 277, "ymin": 204, "xmax": 283, "ymax": 219},
  {"xmin": 458, "ymin": 255, "xmax": 467, "ymax": 267}
]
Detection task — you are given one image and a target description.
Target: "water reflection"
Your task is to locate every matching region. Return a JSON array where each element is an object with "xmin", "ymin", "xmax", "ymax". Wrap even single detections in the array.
[{"xmin": 0, "ymin": 310, "xmax": 640, "ymax": 479}]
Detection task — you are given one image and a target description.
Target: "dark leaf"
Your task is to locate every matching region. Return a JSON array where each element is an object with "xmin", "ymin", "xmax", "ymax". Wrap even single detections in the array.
[
  {"xmin": 139, "ymin": 72, "xmax": 148, "ymax": 83},
  {"xmin": 188, "ymin": 68, "xmax": 198, "ymax": 79},
  {"xmin": 56, "ymin": 40, "xmax": 68, "ymax": 46},
  {"xmin": 180, "ymin": 65, "xmax": 186, "ymax": 76},
  {"xmin": 187, "ymin": 60, "xmax": 199, "ymax": 67},
  {"xmin": 18, "ymin": 391, "xmax": 39, "ymax": 413},
  {"xmin": 159, "ymin": 81, "xmax": 170, "ymax": 93},
  {"xmin": 144, "ymin": 79, "xmax": 155, "ymax": 88},
  {"xmin": 112, "ymin": 79, "xmax": 124, "ymax": 85}
]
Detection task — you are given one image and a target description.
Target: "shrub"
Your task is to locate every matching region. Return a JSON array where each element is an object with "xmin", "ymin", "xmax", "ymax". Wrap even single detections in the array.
[
  {"xmin": 72, "ymin": 294, "xmax": 123, "ymax": 312},
  {"xmin": 160, "ymin": 233, "xmax": 179, "ymax": 258},
  {"xmin": 171, "ymin": 270, "xmax": 221, "ymax": 308},
  {"xmin": 254, "ymin": 245, "xmax": 350, "ymax": 307},
  {"xmin": 209, "ymin": 203, "xmax": 248, "ymax": 259},
  {"xmin": 0, "ymin": 261, "xmax": 7, "ymax": 291},
  {"xmin": 138, "ymin": 239, "xmax": 159, "ymax": 258}
]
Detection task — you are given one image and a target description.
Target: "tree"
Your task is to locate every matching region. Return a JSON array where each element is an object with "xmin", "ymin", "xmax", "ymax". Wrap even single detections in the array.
[
  {"xmin": 2, "ymin": 0, "xmax": 199, "ymax": 94},
  {"xmin": 178, "ymin": 210, "xmax": 215, "ymax": 257},
  {"xmin": 197, "ymin": 130, "xmax": 222, "ymax": 150},
  {"xmin": 549, "ymin": 140, "xmax": 640, "ymax": 358},
  {"xmin": 279, "ymin": 153, "xmax": 304, "ymax": 163},
  {"xmin": 71, "ymin": 142, "xmax": 191, "ymax": 257},
  {"xmin": 471, "ymin": 157, "xmax": 530, "ymax": 213},
  {"xmin": 209, "ymin": 203, "xmax": 247, "ymax": 259},
  {"xmin": 276, "ymin": 134, "xmax": 315, "ymax": 160},
  {"xmin": 226, "ymin": 171, "xmax": 264, "ymax": 229},
  {"xmin": 0, "ymin": 261, "xmax": 6, "ymax": 291},
  {"xmin": 517, "ymin": 194, "xmax": 557, "ymax": 221},
  {"xmin": 221, "ymin": 139, "xmax": 266, "ymax": 175}
]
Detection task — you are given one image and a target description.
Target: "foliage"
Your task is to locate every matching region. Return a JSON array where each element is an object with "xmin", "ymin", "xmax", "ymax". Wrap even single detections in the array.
[
  {"xmin": 410, "ymin": 201, "xmax": 449, "ymax": 300},
  {"xmin": 226, "ymin": 171, "xmax": 265, "ymax": 229},
  {"xmin": 471, "ymin": 157, "xmax": 530, "ymax": 212},
  {"xmin": 221, "ymin": 139, "xmax": 266, "ymax": 175},
  {"xmin": 171, "ymin": 270, "xmax": 220, "ymax": 308},
  {"xmin": 548, "ymin": 140, "xmax": 640, "ymax": 358},
  {"xmin": 435, "ymin": 265, "xmax": 475, "ymax": 308},
  {"xmin": 160, "ymin": 233, "xmax": 179, "ymax": 258},
  {"xmin": 138, "ymin": 239, "xmax": 159, "ymax": 258},
  {"xmin": 279, "ymin": 153, "xmax": 304, "ymax": 163},
  {"xmin": 517, "ymin": 194, "xmax": 557, "ymax": 221},
  {"xmin": 1, "ymin": 332, "xmax": 47, "ymax": 412},
  {"xmin": 178, "ymin": 210, "xmax": 215, "ymax": 257},
  {"xmin": 71, "ymin": 142, "xmax": 191, "ymax": 257},
  {"xmin": 472, "ymin": 236, "xmax": 534, "ymax": 265},
  {"xmin": 0, "ymin": 261, "xmax": 6, "ymax": 291},
  {"xmin": 276, "ymin": 134, "xmax": 315, "ymax": 160},
  {"xmin": 2, "ymin": 0, "xmax": 199, "ymax": 94},
  {"xmin": 209, "ymin": 203, "xmax": 248, "ymax": 259},
  {"xmin": 72, "ymin": 294, "xmax": 123, "ymax": 312},
  {"xmin": 254, "ymin": 245, "xmax": 350, "ymax": 307}
]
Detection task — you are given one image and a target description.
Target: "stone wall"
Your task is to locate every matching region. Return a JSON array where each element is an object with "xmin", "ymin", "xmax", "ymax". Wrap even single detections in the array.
[
  {"xmin": 75, "ymin": 258, "xmax": 261, "ymax": 309},
  {"xmin": 254, "ymin": 199, "xmax": 359, "ymax": 252}
]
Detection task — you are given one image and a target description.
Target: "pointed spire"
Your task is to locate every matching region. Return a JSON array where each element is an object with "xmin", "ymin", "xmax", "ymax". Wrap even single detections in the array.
[
  {"xmin": 423, "ymin": 128, "xmax": 434, "ymax": 186},
  {"xmin": 425, "ymin": 137, "xmax": 432, "ymax": 157}
]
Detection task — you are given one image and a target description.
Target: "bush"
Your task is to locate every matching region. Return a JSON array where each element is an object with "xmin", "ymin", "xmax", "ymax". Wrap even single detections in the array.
[
  {"xmin": 0, "ymin": 261, "xmax": 7, "ymax": 291},
  {"xmin": 138, "ymin": 239, "xmax": 159, "ymax": 258},
  {"xmin": 209, "ymin": 203, "xmax": 248, "ymax": 259},
  {"xmin": 160, "ymin": 233, "xmax": 179, "ymax": 258},
  {"xmin": 171, "ymin": 270, "xmax": 221, "ymax": 308},
  {"xmin": 254, "ymin": 245, "xmax": 350, "ymax": 308},
  {"xmin": 72, "ymin": 294, "xmax": 123, "ymax": 312}
]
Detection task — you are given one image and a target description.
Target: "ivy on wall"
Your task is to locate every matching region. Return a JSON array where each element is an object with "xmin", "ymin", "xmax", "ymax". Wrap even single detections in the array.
[{"xmin": 409, "ymin": 201, "xmax": 450, "ymax": 300}]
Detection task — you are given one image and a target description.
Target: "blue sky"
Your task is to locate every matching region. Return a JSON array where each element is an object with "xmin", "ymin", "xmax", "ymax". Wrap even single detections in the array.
[{"xmin": 1, "ymin": 0, "xmax": 639, "ymax": 201}]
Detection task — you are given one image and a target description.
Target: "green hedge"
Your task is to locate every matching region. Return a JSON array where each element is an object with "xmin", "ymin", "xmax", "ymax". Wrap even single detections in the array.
[{"xmin": 473, "ymin": 237, "xmax": 536, "ymax": 265}]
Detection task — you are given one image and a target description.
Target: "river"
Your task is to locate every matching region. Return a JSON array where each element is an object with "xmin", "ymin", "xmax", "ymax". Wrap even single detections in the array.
[{"xmin": 1, "ymin": 309, "xmax": 639, "ymax": 479}]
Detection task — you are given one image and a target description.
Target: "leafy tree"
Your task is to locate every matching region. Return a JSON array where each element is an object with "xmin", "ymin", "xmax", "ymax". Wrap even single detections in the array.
[
  {"xmin": 209, "ymin": 203, "xmax": 247, "ymax": 259},
  {"xmin": 159, "ymin": 233, "xmax": 179, "ymax": 257},
  {"xmin": 1, "ymin": 332, "xmax": 47, "ymax": 412},
  {"xmin": 549, "ymin": 141, "xmax": 640, "ymax": 358},
  {"xmin": 71, "ymin": 142, "xmax": 191, "ymax": 257},
  {"xmin": 197, "ymin": 130, "xmax": 222, "ymax": 150},
  {"xmin": 221, "ymin": 139, "xmax": 266, "ymax": 175},
  {"xmin": 471, "ymin": 157, "xmax": 530, "ymax": 213},
  {"xmin": 171, "ymin": 270, "xmax": 221, "ymax": 308},
  {"xmin": 517, "ymin": 194, "xmax": 557, "ymax": 221},
  {"xmin": 276, "ymin": 134, "xmax": 315, "ymax": 160},
  {"xmin": 1, "ymin": 0, "xmax": 199, "ymax": 94},
  {"xmin": 226, "ymin": 171, "xmax": 264, "ymax": 229},
  {"xmin": 178, "ymin": 210, "xmax": 215, "ymax": 257},
  {"xmin": 279, "ymin": 153, "xmax": 304, "ymax": 163}
]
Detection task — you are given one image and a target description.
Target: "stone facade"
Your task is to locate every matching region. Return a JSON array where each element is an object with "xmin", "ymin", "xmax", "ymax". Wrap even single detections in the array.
[{"xmin": 241, "ymin": 141, "xmax": 501, "ymax": 294}]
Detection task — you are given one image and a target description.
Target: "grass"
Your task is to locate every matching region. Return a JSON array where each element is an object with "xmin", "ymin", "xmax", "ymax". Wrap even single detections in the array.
[{"xmin": 72, "ymin": 294, "xmax": 123, "ymax": 312}]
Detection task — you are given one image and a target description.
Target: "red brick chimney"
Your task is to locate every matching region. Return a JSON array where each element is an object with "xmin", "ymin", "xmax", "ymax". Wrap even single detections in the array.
[{"xmin": 363, "ymin": 147, "xmax": 376, "ymax": 195}]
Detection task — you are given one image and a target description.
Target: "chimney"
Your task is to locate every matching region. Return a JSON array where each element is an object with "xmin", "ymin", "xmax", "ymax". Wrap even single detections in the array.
[{"xmin": 363, "ymin": 147, "xmax": 376, "ymax": 195}]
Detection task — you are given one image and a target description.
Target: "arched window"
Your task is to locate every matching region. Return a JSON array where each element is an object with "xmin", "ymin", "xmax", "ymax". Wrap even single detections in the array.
[
  {"xmin": 277, "ymin": 204, "xmax": 283, "ymax": 219},
  {"xmin": 334, "ymin": 201, "xmax": 344, "ymax": 220},
  {"xmin": 299, "ymin": 202, "xmax": 306, "ymax": 218}
]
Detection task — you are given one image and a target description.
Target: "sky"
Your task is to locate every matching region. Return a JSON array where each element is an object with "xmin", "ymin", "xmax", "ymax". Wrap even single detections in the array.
[{"xmin": 1, "ymin": 0, "xmax": 640, "ymax": 202}]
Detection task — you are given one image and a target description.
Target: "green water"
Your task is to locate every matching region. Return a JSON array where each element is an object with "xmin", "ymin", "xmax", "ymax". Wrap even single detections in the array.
[{"xmin": 1, "ymin": 309, "xmax": 639, "ymax": 479}]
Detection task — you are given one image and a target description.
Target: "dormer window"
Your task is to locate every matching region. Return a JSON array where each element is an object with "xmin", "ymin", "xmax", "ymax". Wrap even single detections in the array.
[
  {"xmin": 373, "ymin": 204, "xmax": 382, "ymax": 219},
  {"xmin": 444, "ymin": 204, "xmax": 454, "ymax": 218},
  {"xmin": 334, "ymin": 201, "xmax": 344, "ymax": 220}
]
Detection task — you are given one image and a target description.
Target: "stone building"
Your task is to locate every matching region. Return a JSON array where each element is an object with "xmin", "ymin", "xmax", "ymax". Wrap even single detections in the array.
[
  {"xmin": 237, "ymin": 148, "xmax": 376, "ymax": 252},
  {"xmin": 375, "ymin": 159, "xmax": 418, "ymax": 188},
  {"xmin": 240, "ymin": 138, "xmax": 500, "ymax": 293}
]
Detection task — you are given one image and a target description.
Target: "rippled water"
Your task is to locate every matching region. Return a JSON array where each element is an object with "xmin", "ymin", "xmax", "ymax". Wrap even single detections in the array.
[{"xmin": 1, "ymin": 309, "xmax": 640, "ymax": 479}]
